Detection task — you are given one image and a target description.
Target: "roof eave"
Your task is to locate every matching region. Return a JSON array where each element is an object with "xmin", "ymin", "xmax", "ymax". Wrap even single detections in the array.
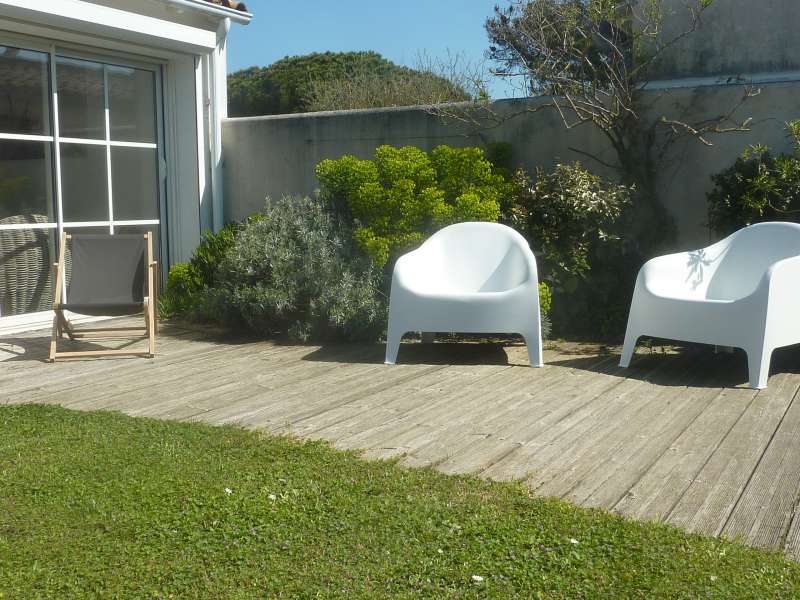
[{"xmin": 162, "ymin": 0, "xmax": 252, "ymax": 25}]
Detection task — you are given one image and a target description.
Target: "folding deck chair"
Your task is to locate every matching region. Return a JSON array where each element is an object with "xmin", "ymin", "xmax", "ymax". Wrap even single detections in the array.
[{"xmin": 49, "ymin": 232, "xmax": 158, "ymax": 362}]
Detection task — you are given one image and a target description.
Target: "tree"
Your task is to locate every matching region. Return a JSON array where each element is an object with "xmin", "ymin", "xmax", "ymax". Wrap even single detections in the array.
[
  {"xmin": 228, "ymin": 51, "xmax": 471, "ymax": 117},
  {"xmin": 480, "ymin": 0, "xmax": 756, "ymax": 248},
  {"xmin": 305, "ymin": 66, "xmax": 471, "ymax": 113}
]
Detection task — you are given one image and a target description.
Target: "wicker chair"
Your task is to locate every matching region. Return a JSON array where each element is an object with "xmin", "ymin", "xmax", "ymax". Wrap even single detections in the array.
[{"xmin": 0, "ymin": 214, "xmax": 55, "ymax": 317}]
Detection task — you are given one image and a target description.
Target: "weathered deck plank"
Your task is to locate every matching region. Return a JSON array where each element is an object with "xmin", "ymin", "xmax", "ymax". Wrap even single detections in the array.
[
  {"xmin": 665, "ymin": 373, "xmax": 800, "ymax": 537},
  {"xmin": 422, "ymin": 354, "xmax": 622, "ymax": 474},
  {"xmin": 484, "ymin": 353, "xmax": 702, "ymax": 485},
  {"xmin": 721, "ymin": 383, "xmax": 800, "ymax": 550},
  {"xmin": 612, "ymin": 385, "xmax": 758, "ymax": 523}
]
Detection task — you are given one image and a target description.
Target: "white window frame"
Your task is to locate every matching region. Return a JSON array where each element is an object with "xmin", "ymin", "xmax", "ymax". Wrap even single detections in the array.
[{"xmin": 0, "ymin": 31, "xmax": 169, "ymax": 329}]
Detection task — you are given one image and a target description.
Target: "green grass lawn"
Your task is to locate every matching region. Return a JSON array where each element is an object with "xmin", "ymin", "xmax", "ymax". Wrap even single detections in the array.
[{"xmin": 1, "ymin": 405, "xmax": 798, "ymax": 599}]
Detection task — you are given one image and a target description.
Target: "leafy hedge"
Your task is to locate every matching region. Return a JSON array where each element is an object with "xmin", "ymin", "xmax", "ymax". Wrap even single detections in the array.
[
  {"xmin": 708, "ymin": 121, "xmax": 800, "ymax": 237},
  {"xmin": 316, "ymin": 145, "xmax": 508, "ymax": 267},
  {"xmin": 504, "ymin": 162, "xmax": 635, "ymax": 337},
  {"xmin": 163, "ymin": 146, "xmax": 639, "ymax": 342},
  {"xmin": 161, "ymin": 197, "xmax": 384, "ymax": 342},
  {"xmin": 158, "ymin": 223, "xmax": 241, "ymax": 319},
  {"xmin": 228, "ymin": 51, "xmax": 467, "ymax": 117},
  {"xmin": 209, "ymin": 197, "xmax": 385, "ymax": 342}
]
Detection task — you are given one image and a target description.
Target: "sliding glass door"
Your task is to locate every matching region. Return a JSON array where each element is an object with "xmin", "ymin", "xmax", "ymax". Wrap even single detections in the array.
[{"xmin": 0, "ymin": 40, "xmax": 164, "ymax": 319}]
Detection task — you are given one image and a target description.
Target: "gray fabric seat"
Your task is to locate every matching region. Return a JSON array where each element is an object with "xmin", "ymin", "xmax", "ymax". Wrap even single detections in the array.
[{"xmin": 64, "ymin": 234, "xmax": 147, "ymax": 316}]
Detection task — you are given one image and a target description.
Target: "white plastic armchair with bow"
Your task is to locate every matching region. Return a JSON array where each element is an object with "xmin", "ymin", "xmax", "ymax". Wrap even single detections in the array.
[
  {"xmin": 620, "ymin": 222, "xmax": 800, "ymax": 389},
  {"xmin": 384, "ymin": 222, "xmax": 544, "ymax": 367}
]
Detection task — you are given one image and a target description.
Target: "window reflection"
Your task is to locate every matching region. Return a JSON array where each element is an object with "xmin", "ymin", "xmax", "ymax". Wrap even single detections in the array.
[
  {"xmin": 0, "ymin": 140, "xmax": 55, "ymax": 221},
  {"xmin": 0, "ymin": 227, "xmax": 55, "ymax": 316},
  {"xmin": 108, "ymin": 66, "xmax": 156, "ymax": 143},
  {"xmin": 0, "ymin": 45, "xmax": 51, "ymax": 136},
  {"xmin": 56, "ymin": 57, "xmax": 105, "ymax": 140}
]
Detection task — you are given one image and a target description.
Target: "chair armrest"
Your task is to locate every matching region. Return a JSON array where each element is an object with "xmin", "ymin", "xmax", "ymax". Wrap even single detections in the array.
[
  {"xmin": 766, "ymin": 255, "xmax": 800, "ymax": 298},
  {"xmin": 148, "ymin": 261, "xmax": 158, "ymax": 298},
  {"xmin": 391, "ymin": 248, "xmax": 426, "ymax": 288}
]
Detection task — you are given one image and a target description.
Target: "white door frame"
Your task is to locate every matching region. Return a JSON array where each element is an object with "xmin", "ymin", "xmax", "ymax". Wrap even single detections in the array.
[{"xmin": 0, "ymin": 30, "xmax": 188, "ymax": 334}]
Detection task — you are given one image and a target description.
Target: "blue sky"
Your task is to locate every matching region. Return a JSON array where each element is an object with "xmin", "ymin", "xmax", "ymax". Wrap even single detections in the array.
[{"xmin": 227, "ymin": 1, "xmax": 514, "ymax": 99}]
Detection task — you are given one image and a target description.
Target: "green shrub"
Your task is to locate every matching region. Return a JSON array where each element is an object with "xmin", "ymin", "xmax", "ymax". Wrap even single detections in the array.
[
  {"xmin": 504, "ymin": 163, "xmax": 634, "ymax": 337},
  {"xmin": 316, "ymin": 145, "xmax": 508, "ymax": 266},
  {"xmin": 538, "ymin": 281, "xmax": 553, "ymax": 340},
  {"xmin": 708, "ymin": 121, "xmax": 800, "ymax": 237},
  {"xmin": 158, "ymin": 263, "xmax": 202, "ymax": 318},
  {"xmin": 190, "ymin": 222, "xmax": 241, "ymax": 288},
  {"xmin": 158, "ymin": 223, "xmax": 242, "ymax": 319},
  {"xmin": 538, "ymin": 281, "xmax": 552, "ymax": 316},
  {"xmin": 506, "ymin": 163, "xmax": 632, "ymax": 280},
  {"xmin": 210, "ymin": 196, "xmax": 385, "ymax": 342}
]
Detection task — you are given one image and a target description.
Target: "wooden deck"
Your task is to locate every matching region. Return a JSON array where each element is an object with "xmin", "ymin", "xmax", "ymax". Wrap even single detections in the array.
[{"xmin": 4, "ymin": 318, "xmax": 800, "ymax": 560}]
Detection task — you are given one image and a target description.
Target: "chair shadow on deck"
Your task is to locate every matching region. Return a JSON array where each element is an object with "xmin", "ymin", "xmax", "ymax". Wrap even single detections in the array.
[
  {"xmin": 0, "ymin": 337, "xmax": 51, "ymax": 363},
  {"xmin": 0, "ymin": 334, "xmax": 149, "ymax": 364},
  {"xmin": 302, "ymin": 341, "xmax": 513, "ymax": 366},
  {"xmin": 548, "ymin": 344, "xmax": 800, "ymax": 389},
  {"xmin": 0, "ymin": 320, "xmax": 209, "ymax": 364}
]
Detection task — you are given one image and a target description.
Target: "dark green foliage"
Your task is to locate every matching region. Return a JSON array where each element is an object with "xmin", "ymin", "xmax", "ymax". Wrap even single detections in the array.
[
  {"xmin": 158, "ymin": 223, "xmax": 241, "ymax": 319},
  {"xmin": 158, "ymin": 263, "xmax": 202, "ymax": 318},
  {"xmin": 506, "ymin": 163, "xmax": 633, "ymax": 279},
  {"xmin": 189, "ymin": 222, "xmax": 241, "ymax": 288},
  {"xmin": 210, "ymin": 196, "xmax": 385, "ymax": 342},
  {"xmin": 708, "ymin": 122, "xmax": 800, "ymax": 237},
  {"xmin": 504, "ymin": 163, "xmax": 636, "ymax": 338},
  {"xmin": 316, "ymin": 145, "xmax": 508, "ymax": 267},
  {"xmin": 228, "ymin": 51, "xmax": 466, "ymax": 117},
  {"xmin": 305, "ymin": 65, "xmax": 471, "ymax": 113},
  {"xmin": 486, "ymin": 0, "xmax": 635, "ymax": 96},
  {"xmin": 2, "ymin": 404, "xmax": 799, "ymax": 598}
]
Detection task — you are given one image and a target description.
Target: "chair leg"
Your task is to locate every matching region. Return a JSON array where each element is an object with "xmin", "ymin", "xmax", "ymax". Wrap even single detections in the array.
[
  {"xmin": 58, "ymin": 312, "xmax": 75, "ymax": 341},
  {"xmin": 385, "ymin": 325, "xmax": 404, "ymax": 365},
  {"xmin": 619, "ymin": 327, "xmax": 640, "ymax": 368},
  {"xmin": 146, "ymin": 300, "xmax": 156, "ymax": 358},
  {"xmin": 746, "ymin": 344, "xmax": 773, "ymax": 390},
  {"xmin": 49, "ymin": 315, "xmax": 59, "ymax": 362},
  {"xmin": 521, "ymin": 328, "xmax": 543, "ymax": 368}
]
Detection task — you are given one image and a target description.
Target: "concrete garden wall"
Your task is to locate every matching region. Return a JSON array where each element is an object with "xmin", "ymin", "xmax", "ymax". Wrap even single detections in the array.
[{"xmin": 222, "ymin": 80, "xmax": 799, "ymax": 250}]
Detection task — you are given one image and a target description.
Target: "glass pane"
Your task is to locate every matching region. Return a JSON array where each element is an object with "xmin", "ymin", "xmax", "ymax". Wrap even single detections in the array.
[
  {"xmin": 60, "ymin": 143, "xmax": 108, "ymax": 222},
  {"xmin": 111, "ymin": 147, "xmax": 159, "ymax": 220},
  {"xmin": 56, "ymin": 57, "xmax": 105, "ymax": 139},
  {"xmin": 0, "ymin": 45, "xmax": 50, "ymax": 135},
  {"xmin": 0, "ymin": 140, "xmax": 55, "ymax": 222},
  {"xmin": 108, "ymin": 66, "xmax": 156, "ymax": 143},
  {"xmin": 0, "ymin": 228, "xmax": 55, "ymax": 316}
]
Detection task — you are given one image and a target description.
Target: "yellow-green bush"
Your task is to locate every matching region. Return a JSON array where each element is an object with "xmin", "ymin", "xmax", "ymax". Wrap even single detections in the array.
[
  {"xmin": 316, "ymin": 145, "xmax": 507, "ymax": 266},
  {"xmin": 538, "ymin": 281, "xmax": 552, "ymax": 316}
]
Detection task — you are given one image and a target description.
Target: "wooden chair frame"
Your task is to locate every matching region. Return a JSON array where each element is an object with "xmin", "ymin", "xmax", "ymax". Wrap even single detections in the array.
[{"xmin": 49, "ymin": 232, "xmax": 158, "ymax": 362}]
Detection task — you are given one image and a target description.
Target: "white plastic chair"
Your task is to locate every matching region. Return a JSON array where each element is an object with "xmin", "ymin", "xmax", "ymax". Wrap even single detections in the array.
[
  {"xmin": 620, "ymin": 222, "xmax": 800, "ymax": 389},
  {"xmin": 385, "ymin": 222, "xmax": 544, "ymax": 367}
]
